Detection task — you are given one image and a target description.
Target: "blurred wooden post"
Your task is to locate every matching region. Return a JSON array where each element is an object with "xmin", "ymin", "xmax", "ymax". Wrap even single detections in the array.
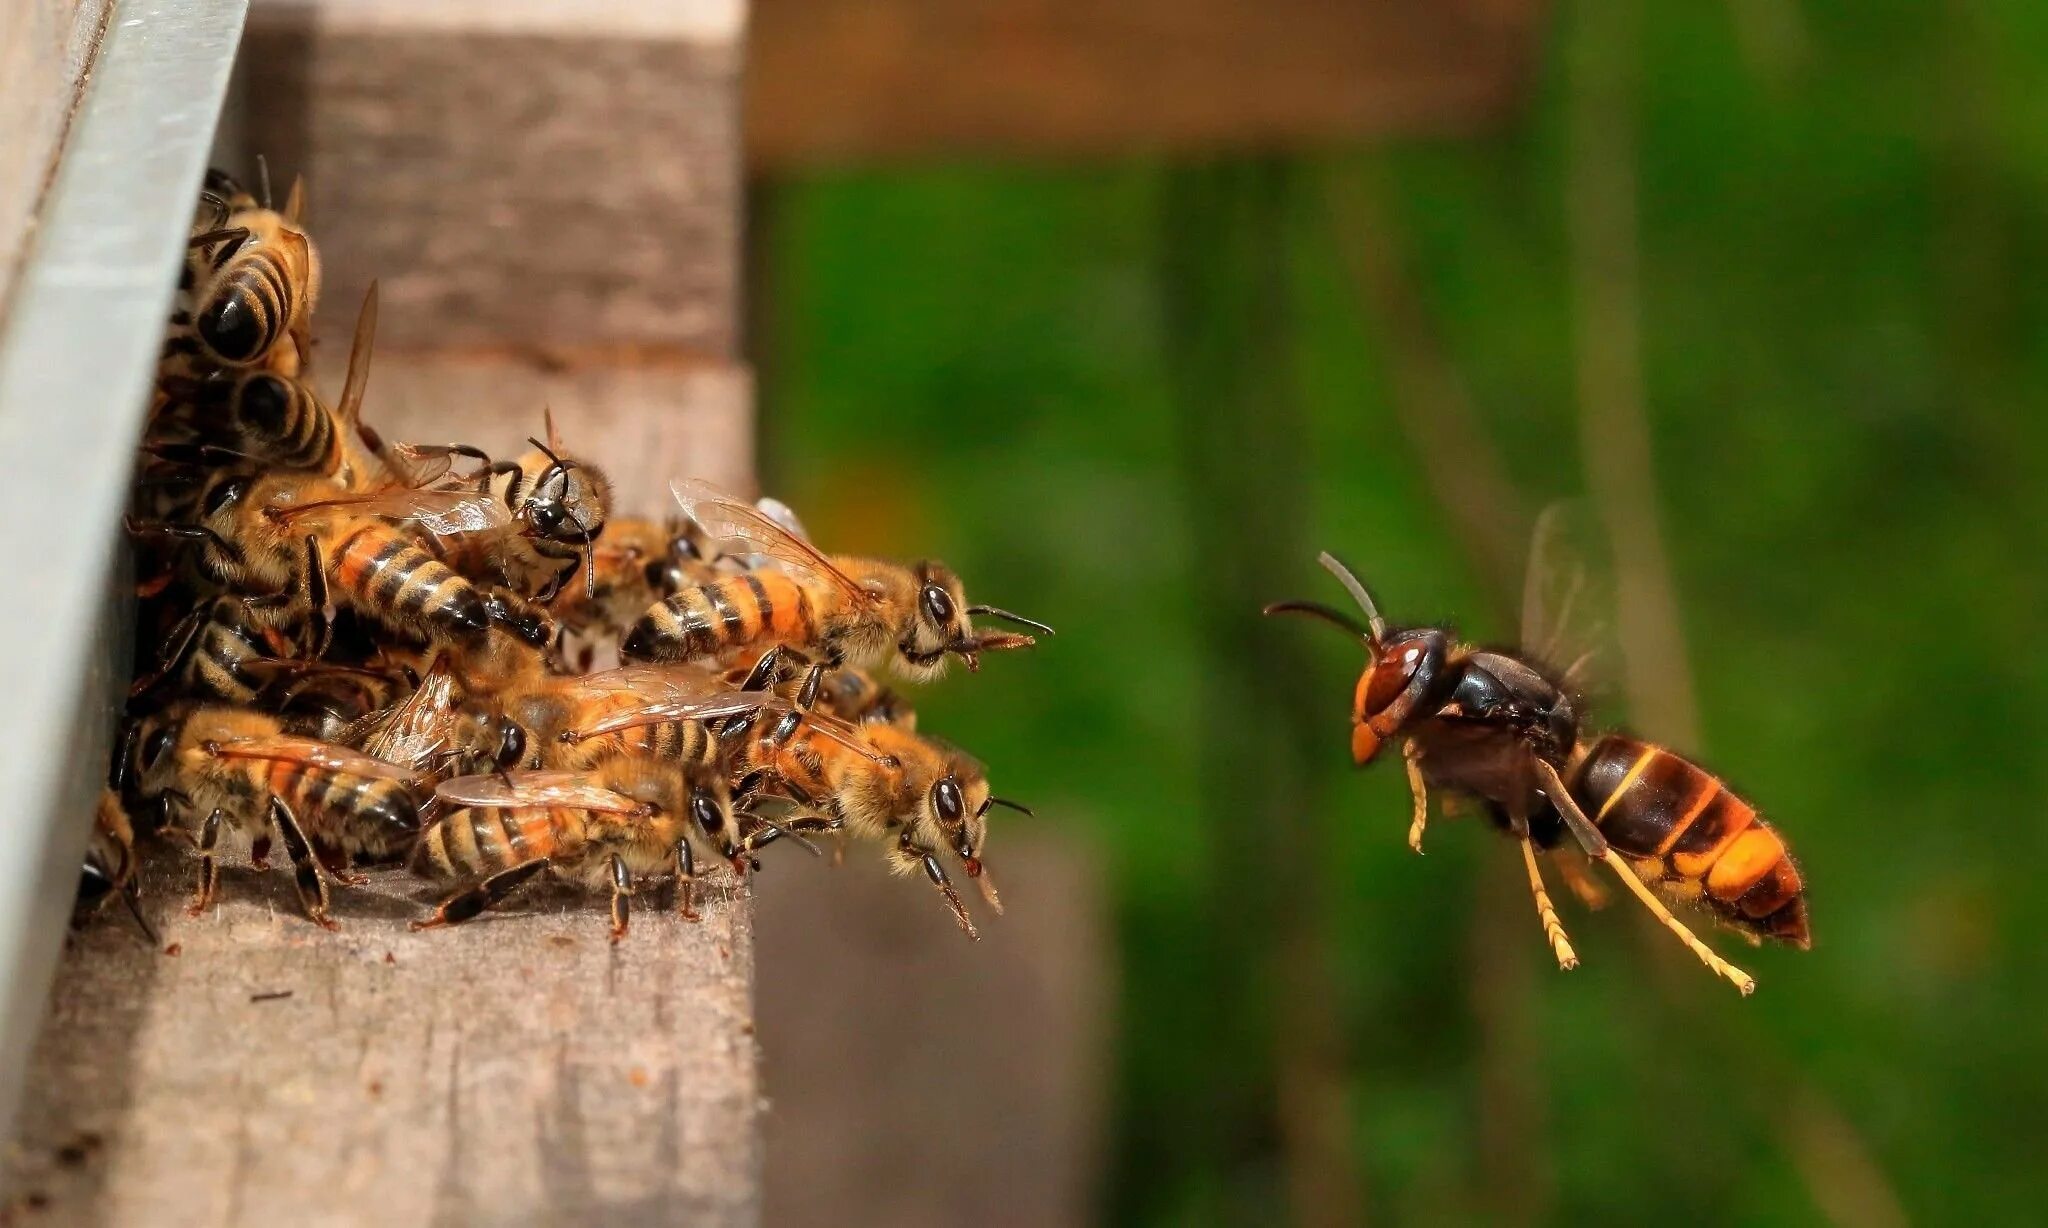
[{"xmin": 5, "ymin": 2, "xmax": 762, "ymax": 1224}]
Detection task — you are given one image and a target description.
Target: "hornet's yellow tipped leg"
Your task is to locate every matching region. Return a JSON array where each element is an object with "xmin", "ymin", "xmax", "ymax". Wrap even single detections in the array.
[
  {"xmin": 1600, "ymin": 851, "xmax": 1756, "ymax": 995},
  {"xmin": 1533, "ymin": 759, "xmax": 1755, "ymax": 996},
  {"xmin": 1402, "ymin": 742, "xmax": 1430, "ymax": 854},
  {"xmin": 1519, "ymin": 836, "xmax": 1579, "ymax": 971}
]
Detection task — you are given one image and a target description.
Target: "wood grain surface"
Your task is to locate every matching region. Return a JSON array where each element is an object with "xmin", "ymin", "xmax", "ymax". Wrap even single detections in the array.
[
  {"xmin": 6, "ymin": 845, "xmax": 760, "ymax": 1228},
  {"xmin": 239, "ymin": 0, "xmax": 743, "ymax": 359},
  {"xmin": 0, "ymin": 0, "xmax": 113, "ymax": 323}
]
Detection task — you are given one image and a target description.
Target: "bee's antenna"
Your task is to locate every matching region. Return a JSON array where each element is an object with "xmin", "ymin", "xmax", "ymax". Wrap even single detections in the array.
[
  {"xmin": 1315, "ymin": 551, "xmax": 1388, "ymax": 641},
  {"xmin": 1262, "ymin": 601, "xmax": 1374, "ymax": 646},
  {"xmin": 987, "ymin": 796, "xmax": 1034, "ymax": 817},
  {"xmin": 256, "ymin": 154, "xmax": 273, "ymax": 210},
  {"xmin": 967, "ymin": 605, "xmax": 1055, "ymax": 636}
]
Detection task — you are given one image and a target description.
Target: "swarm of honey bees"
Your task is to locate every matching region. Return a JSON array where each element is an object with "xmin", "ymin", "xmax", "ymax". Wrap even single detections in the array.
[
  {"xmin": 82, "ymin": 166, "xmax": 1050, "ymax": 944},
  {"xmin": 1267, "ymin": 517, "xmax": 1810, "ymax": 995}
]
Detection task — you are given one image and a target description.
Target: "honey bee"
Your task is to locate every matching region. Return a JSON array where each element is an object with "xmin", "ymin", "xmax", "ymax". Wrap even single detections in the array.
[
  {"xmin": 152, "ymin": 284, "xmax": 387, "ymax": 487},
  {"xmin": 119, "ymin": 706, "xmax": 420, "ymax": 927},
  {"xmin": 621, "ymin": 480, "xmax": 1051, "ymax": 680},
  {"xmin": 1265, "ymin": 536, "xmax": 1808, "ymax": 996},
  {"xmin": 547, "ymin": 516, "xmax": 709, "ymax": 649},
  {"xmin": 576, "ymin": 666, "xmax": 1024, "ymax": 939},
  {"xmin": 409, "ymin": 757, "xmax": 738, "ymax": 939},
  {"xmin": 808, "ymin": 665, "xmax": 916, "ymax": 729},
  {"xmin": 269, "ymin": 420, "xmax": 611, "ymax": 606},
  {"xmin": 182, "ymin": 169, "xmax": 320, "ymax": 372},
  {"xmin": 130, "ymin": 469, "xmax": 496, "ymax": 652},
  {"xmin": 343, "ymin": 658, "xmax": 529, "ymax": 782}
]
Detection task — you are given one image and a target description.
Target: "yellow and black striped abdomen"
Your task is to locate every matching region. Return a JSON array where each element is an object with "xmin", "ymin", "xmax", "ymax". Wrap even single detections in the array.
[
  {"xmin": 196, "ymin": 244, "xmax": 299, "ymax": 365},
  {"xmin": 232, "ymin": 373, "xmax": 337, "ymax": 473},
  {"xmin": 414, "ymin": 807, "xmax": 567, "ymax": 879},
  {"xmin": 330, "ymin": 525, "xmax": 487, "ymax": 642},
  {"xmin": 621, "ymin": 570, "xmax": 822, "ymax": 664},
  {"xmin": 263, "ymin": 762, "xmax": 418, "ymax": 858},
  {"xmin": 1573, "ymin": 735, "xmax": 1809, "ymax": 948}
]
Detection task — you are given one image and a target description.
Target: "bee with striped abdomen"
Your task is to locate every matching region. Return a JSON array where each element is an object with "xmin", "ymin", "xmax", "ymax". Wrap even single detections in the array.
[
  {"xmin": 268, "ymin": 419, "xmax": 611, "ymax": 608},
  {"xmin": 118, "ymin": 706, "xmax": 420, "ymax": 927},
  {"xmin": 181, "ymin": 168, "xmax": 320, "ymax": 373},
  {"xmin": 620, "ymin": 480, "xmax": 1050, "ymax": 681},
  {"xmin": 1265, "ymin": 535, "xmax": 1808, "ymax": 996},
  {"xmin": 152, "ymin": 284, "xmax": 388, "ymax": 488},
  {"xmin": 579, "ymin": 663, "xmax": 1024, "ymax": 939},
  {"xmin": 409, "ymin": 757, "xmax": 737, "ymax": 939},
  {"xmin": 130, "ymin": 468, "xmax": 498, "ymax": 654}
]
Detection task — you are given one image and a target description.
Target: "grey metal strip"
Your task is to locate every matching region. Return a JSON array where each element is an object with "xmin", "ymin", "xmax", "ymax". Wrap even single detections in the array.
[{"xmin": 0, "ymin": 0, "xmax": 247, "ymax": 1142}]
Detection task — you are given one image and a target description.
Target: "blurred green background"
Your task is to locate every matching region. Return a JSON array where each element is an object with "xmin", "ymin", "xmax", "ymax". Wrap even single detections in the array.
[{"xmin": 753, "ymin": 2, "xmax": 2046, "ymax": 1222}]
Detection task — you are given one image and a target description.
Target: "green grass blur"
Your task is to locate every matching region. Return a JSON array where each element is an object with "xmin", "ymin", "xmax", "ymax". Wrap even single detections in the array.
[{"xmin": 755, "ymin": 3, "xmax": 2048, "ymax": 1222}]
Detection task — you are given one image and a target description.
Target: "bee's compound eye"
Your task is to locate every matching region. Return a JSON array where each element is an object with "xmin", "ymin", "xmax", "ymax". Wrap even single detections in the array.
[
  {"xmin": 143, "ymin": 727, "xmax": 176, "ymax": 770},
  {"xmin": 921, "ymin": 584, "xmax": 955, "ymax": 627},
  {"xmin": 933, "ymin": 778, "xmax": 964, "ymax": 823},
  {"xmin": 496, "ymin": 721, "xmax": 527, "ymax": 768},
  {"xmin": 690, "ymin": 793, "xmax": 725, "ymax": 834},
  {"xmin": 530, "ymin": 501, "xmax": 568, "ymax": 538},
  {"xmin": 201, "ymin": 476, "xmax": 247, "ymax": 518},
  {"xmin": 198, "ymin": 297, "xmax": 263, "ymax": 362}
]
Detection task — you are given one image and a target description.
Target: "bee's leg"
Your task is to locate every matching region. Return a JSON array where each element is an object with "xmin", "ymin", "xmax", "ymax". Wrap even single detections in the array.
[
  {"xmin": 123, "ymin": 518, "xmax": 244, "ymax": 567},
  {"xmin": 1401, "ymin": 741, "xmax": 1430, "ymax": 854},
  {"xmin": 673, "ymin": 840, "xmax": 700, "ymax": 922},
  {"xmin": 187, "ymin": 225, "xmax": 250, "ymax": 261},
  {"xmin": 736, "ymin": 647, "xmax": 782, "ymax": 692},
  {"xmin": 1534, "ymin": 760, "xmax": 1755, "ymax": 995},
  {"xmin": 127, "ymin": 605, "xmax": 210, "ymax": 703},
  {"xmin": 314, "ymin": 839, "xmax": 369, "ymax": 887},
  {"xmin": 186, "ymin": 807, "xmax": 224, "ymax": 916},
  {"xmin": 410, "ymin": 859, "xmax": 551, "ymax": 931},
  {"xmin": 608, "ymin": 854, "xmax": 632, "ymax": 944},
  {"xmin": 795, "ymin": 662, "xmax": 827, "ymax": 711},
  {"xmin": 1554, "ymin": 848, "xmax": 1610, "ymax": 910},
  {"xmin": 268, "ymin": 797, "xmax": 339, "ymax": 931},
  {"xmin": 903, "ymin": 834, "xmax": 978, "ymax": 942},
  {"xmin": 1517, "ymin": 833, "xmax": 1579, "ymax": 971},
  {"xmin": 297, "ymin": 535, "xmax": 331, "ymax": 661}
]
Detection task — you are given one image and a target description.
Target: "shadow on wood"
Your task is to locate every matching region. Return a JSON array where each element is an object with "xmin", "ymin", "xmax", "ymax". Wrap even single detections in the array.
[{"xmin": 753, "ymin": 829, "xmax": 1110, "ymax": 1228}]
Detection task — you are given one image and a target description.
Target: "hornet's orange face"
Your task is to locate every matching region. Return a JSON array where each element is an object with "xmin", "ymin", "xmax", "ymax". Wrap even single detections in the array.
[{"xmin": 1349, "ymin": 629, "xmax": 1448, "ymax": 765}]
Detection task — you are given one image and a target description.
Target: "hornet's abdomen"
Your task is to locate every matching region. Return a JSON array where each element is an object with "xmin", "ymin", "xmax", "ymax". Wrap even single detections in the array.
[{"xmin": 1572, "ymin": 735, "xmax": 1809, "ymax": 948}]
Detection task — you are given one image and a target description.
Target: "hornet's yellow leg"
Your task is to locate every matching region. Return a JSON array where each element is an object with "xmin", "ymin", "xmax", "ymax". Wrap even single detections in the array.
[
  {"xmin": 1519, "ymin": 836, "xmax": 1579, "ymax": 971},
  {"xmin": 1534, "ymin": 759, "xmax": 1756, "ymax": 996},
  {"xmin": 1401, "ymin": 741, "xmax": 1429, "ymax": 854}
]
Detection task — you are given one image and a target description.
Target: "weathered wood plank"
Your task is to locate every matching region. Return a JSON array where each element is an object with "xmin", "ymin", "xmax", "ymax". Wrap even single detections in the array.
[
  {"xmin": 7, "ymin": 846, "xmax": 760, "ymax": 1228},
  {"xmin": 240, "ymin": 0, "xmax": 745, "ymax": 359},
  {"xmin": 747, "ymin": 0, "xmax": 1546, "ymax": 169},
  {"xmin": 352, "ymin": 351, "xmax": 755, "ymax": 516},
  {"xmin": 0, "ymin": 0, "xmax": 113, "ymax": 321}
]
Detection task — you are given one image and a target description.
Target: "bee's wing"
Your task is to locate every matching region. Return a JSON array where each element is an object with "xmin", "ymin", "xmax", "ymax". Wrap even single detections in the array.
[
  {"xmin": 435, "ymin": 772, "xmax": 645, "ymax": 814},
  {"xmin": 209, "ymin": 735, "xmax": 416, "ymax": 781},
  {"xmin": 670, "ymin": 478, "xmax": 868, "ymax": 606},
  {"xmin": 567, "ymin": 663, "xmax": 731, "ymax": 698},
  {"xmin": 276, "ymin": 486, "xmax": 510, "ymax": 536},
  {"xmin": 1521, "ymin": 501, "xmax": 1620, "ymax": 702},
  {"xmin": 357, "ymin": 665, "xmax": 459, "ymax": 768},
  {"xmin": 383, "ymin": 442, "xmax": 459, "ymax": 488},
  {"xmin": 568, "ymin": 691, "xmax": 796, "ymax": 740},
  {"xmin": 753, "ymin": 495, "xmax": 810, "ymax": 541}
]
